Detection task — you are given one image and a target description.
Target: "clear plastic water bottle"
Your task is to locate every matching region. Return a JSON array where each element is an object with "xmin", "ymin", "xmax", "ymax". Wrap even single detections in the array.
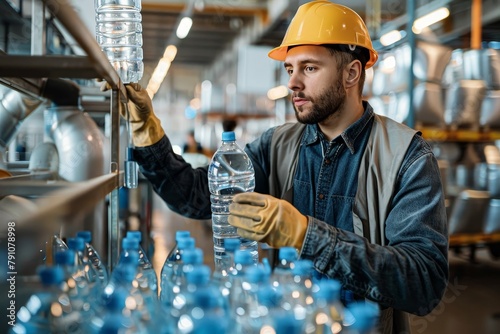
[
  {"xmin": 270, "ymin": 247, "xmax": 297, "ymax": 295},
  {"xmin": 52, "ymin": 250, "xmax": 91, "ymax": 332},
  {"xmin": 76, "ymin": 230, "xmax": 109, "ymax": 287},
  {"xmin": 9, "ymin": 266, "xmax": 65, "ymax": 334},
  {"xmin": 67, "ymin": 237, "xmax": 100, "ymax": 289},
  {"xmin": 94, "ymin": 0, "xmax": 144, "ymax": 83},
  {"xmin": 87, "ymin": 287, "xmax": 146, "ymax": 334},
  {"xmin": 126, "ymin": 231, "xmax": 158, "ymax": 295},
  {"xmin": 312, "ymin": 279, "xmax": 344, "ymax": 333},
  {"xmin": 208, "ymin": 131, "xmax": 258, "ymax": 271},
  {"xmin": 160, "ymin": 236, "xmax": 195, "ymax": 303}
]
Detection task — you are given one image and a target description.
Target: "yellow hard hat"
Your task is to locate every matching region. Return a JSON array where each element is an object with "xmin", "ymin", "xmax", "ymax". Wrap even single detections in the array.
[{"xmin": 268, "ymin": 1, "xmax": 378, "ymax": 68}]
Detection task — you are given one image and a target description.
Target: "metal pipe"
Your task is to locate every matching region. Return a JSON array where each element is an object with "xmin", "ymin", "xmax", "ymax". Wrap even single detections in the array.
[
  {"xmin": 407, "ymin": 0, "xmax": 416, "ymax": 129},
  {"xmin": 471, "ymin": 0, "xmax": 482, "ymax": 49}
]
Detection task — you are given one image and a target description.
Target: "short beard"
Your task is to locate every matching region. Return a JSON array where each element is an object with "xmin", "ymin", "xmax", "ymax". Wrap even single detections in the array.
[{"xmin": 294, "ymin": 77, "xmax": 346, "ymax": 124}]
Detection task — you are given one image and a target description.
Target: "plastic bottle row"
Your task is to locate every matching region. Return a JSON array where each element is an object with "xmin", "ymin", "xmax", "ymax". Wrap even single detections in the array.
[{"xmin": 9, "ymin": 230, "xmax": 379, "ymax": 334}]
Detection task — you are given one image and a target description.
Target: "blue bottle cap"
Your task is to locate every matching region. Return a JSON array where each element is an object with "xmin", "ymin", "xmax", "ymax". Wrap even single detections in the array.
[
  {"xmin": 178, "ymin": 237, "xmax": 195, "ymax": 250},
  {"xmin": 291, "ymin": 259, "xmax": 314, "ymax": 276},
  {"xmin": 244, "ymin": 265, "xmax": 266, "ymax": 284},
  {"xmin": 222, "ymin": 131, "xmax": 235, "ymax": 141},
  {"xmin": 193, "ymin": 288, "xmax": 218, "ymax": 309},
  {"xmin": 67, "ymin": 237, "xmax": 85, "ymax": 251},
  {"xmin": 182, "ymin": 248, "xmax": 204, "ymax": 265},
  {"xmin": 347, "ymin": 302, "xmax": 380, "ymax": 332},
  {"xmin": 279, "ymin": 247, "xmax": 298, "ymax": 261},
  {"xmin": 126, "ymin": 231, "xmax": 142, "ymax": 242},
  {"xmin": 37, "ymin": 265, "xmax": 64, "ymax": 285},
  {"xmin": 224, "ymin": 238, "xmax": 241, "ymax": 252},
  {"xmin": 120, "ymin": 251, "xmax": 140, "ymax": 265},
  {"xmin": 54, "ymin": 250, "xmax": 75, "ymax": 266},
  {"xmin": 315, "ymin": 279, "xmax": 342, "ymax": 302},
  {"xmin": 273, "ymin": 312, "xmax": 302, "ymax": 334},
  {"xmin": 234, "ymin": 250, "xmax": 253, "ymax": 266},
  {"xmin": 257, "ymin": 285, "xmax": 281, "ymax": 307},
  {"xmin": 175, "ymin": 230, "xmax": 191, "ymax": 241},
  {"xmin": 186, "ymin": 265, "xmax": 211, "ymax": 285},
  {"xmin": 122, "ymin": 237, "xmax": 139, "ymax": 250},
  {"xmin": 112, "ymin": 264, "xmax": 137, "ymax": 283},
  {"xmin": 76, "ymin": 231, "xmax": 92, "ymax": 243}
]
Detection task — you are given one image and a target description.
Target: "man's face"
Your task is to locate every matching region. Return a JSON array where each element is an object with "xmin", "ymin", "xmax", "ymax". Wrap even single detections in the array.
[{"xmin": 284, "ymin": 45, "xmax": 346, "ymax": 124}]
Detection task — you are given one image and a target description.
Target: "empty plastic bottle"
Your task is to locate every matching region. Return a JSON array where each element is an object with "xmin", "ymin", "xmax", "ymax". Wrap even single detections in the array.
[
  {"xmin": 160, "ymin": 230, "xmax": 191, "ymax": 298},
  {"xmin": 126, "ymin": 231, "xmax": 158, "ymax": 295},
  {"xmin": 208, "ymin": 131, "xmax": 258, "ymax": 270},
  {"xmin": 176, "ymin": 265, "xmax": 227, "ymax": 334},
  {"xmin": 76, "ymin": 230, "xmax": 109, "ymax": 286},
  {"xmin": 52, "ymin": 250, "xmax": 92, "ymax": 333},
  {"xmin": 312, "ymin": 279, "xmax": 345, "ymax": 333},
  {"xmin": 160, "ymin": 236, "xmax": 195, "ymax": 302},
  {"xmin": 67, "ymin": 237, "xmax": 100, "ymax": 290},
  {"xmin": 270, "ymin": 247, "xmax": 298, "ymax": 295},
  {"xmin": 9, "ymin": 266, "xmax": 65, "ymax": 334},
  {"xmin": 87, "ymin": 287, "xmax": 146, "ymax": 333},
  {"xmin": 94, "ymin": 0, "xmax": 144, "ymax": 83},
  {"xmin": 119, "ymin": 236, "xmax": 158, "ymax": 297},
  {"xmin": 280, "ymin": 259, "xmax": 317, "ymax": 333}
]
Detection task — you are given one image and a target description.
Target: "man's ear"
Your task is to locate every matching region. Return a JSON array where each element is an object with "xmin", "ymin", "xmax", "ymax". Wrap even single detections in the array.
[{"xmin": 344, "ymin": 60, "xmax": 362, "ymax": 90}]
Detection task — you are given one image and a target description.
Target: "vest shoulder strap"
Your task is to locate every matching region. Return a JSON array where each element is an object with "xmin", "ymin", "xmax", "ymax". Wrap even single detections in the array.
[{"xmin": 269, "ymin": 122, "xmax": 306, "ymax": 200}]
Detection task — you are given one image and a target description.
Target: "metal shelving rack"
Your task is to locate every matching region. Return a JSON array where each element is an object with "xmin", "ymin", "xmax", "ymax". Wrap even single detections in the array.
[{"xmin": 0, "ymin": 0, "xmax": 127, "ymax": 271}]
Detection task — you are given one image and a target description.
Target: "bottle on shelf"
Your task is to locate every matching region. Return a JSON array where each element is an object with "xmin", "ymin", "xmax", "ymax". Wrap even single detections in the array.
[
  {"xmin": 76, "ymin": 230, "xmax": 109, "ymax": 287},
  {"xmin": 208, "ymin": 131, "xmax": 258, "ymax": 273},
  {"xmin": 94, "ymin": 0, "xmax": 144, "ymax": 83}
]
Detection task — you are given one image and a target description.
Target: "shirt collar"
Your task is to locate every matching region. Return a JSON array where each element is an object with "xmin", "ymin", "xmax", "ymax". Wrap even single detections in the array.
[{"xmin": 302, "ymin": 101, "xmax": 375, "ymax": 154}]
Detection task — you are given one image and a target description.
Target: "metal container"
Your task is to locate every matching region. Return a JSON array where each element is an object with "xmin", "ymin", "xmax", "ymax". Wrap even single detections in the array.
[
  {"xmin": 484, "ymin": 198, "xmax": 500, "ymax": 233},
  {"xmin": 448, "ymin": 189, "xmax": 490, "ymax": 235},
  {"xmin": 483, "ymin": 49, "xmax": 500, "ymax": 89},
  {"xmin": 444, "ymin": 80, "xmax": 487, "ymax": 129},
  {"xmin": 480, "ymin": 90, "xmax": 500, "ymax": 128},
  {"xmin": 413, "ymin": 81, "xmax": 445, "ymax": 126},
  {"xmin": 387, "ymin": 91, "xmax": 410, "ymax": 123},
  {"xmin": 463, "ymin": 49, "xmax": 500, "ymax": 88},
  {"xmin": 413, "ymin": 40, "xmax": 452, "ymax": 83},
  {"xmin": 488, "ymin": 163, "xmax": 500, "ymax": 197}
]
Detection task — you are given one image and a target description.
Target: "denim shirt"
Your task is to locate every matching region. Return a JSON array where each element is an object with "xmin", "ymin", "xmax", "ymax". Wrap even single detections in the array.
[{"xmin": 134, "ymin": 103, "xmax": 448, "ymax": 316}]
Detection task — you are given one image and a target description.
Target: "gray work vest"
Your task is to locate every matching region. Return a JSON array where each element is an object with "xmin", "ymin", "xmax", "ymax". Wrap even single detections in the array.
[{"xmin": 268, "ymin": 114, "xmax": 418, "ymax": 334}]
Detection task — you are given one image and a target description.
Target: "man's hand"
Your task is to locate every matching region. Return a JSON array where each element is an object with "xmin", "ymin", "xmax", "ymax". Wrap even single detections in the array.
[
  {"xmin": 100, "ymin": 82, "xmax": 164, "ymax": 147},
  {"xmin": 229, "ymin": 192, "xmax": 308, "ymax": 250}
]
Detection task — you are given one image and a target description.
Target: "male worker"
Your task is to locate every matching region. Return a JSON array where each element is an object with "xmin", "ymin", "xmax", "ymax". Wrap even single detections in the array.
[{"xmin": 122, "ymin": 1, "xmax": 448, "ymax": 332}]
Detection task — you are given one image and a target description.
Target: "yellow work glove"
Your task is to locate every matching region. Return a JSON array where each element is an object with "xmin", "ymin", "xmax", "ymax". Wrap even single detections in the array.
[
  {"xmin": 228, "ymin": 192, "xmax": 308, "ymax": 250},
  {"xmin": 100, "ymin": 82, "xmax": 164, "ymax": 147}
]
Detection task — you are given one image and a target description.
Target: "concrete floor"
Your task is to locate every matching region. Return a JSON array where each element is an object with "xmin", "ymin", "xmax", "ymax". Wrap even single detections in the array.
[{"xmin": 150, "ymin": 193, "xmax": 500, "ymax": 334}]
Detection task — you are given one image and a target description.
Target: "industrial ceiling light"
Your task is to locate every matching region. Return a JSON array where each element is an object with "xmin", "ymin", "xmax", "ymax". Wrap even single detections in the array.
[
  {"xmin": 413, "ymin": 7, "xmax": 450, "ymax": 34},
  {"xmin": 379, "ymin": 30, "xmax": 407, "ymax": 46},
  {"xmin": 176, "ymin": 17, "xmax": 193, "ymax": 39}
]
